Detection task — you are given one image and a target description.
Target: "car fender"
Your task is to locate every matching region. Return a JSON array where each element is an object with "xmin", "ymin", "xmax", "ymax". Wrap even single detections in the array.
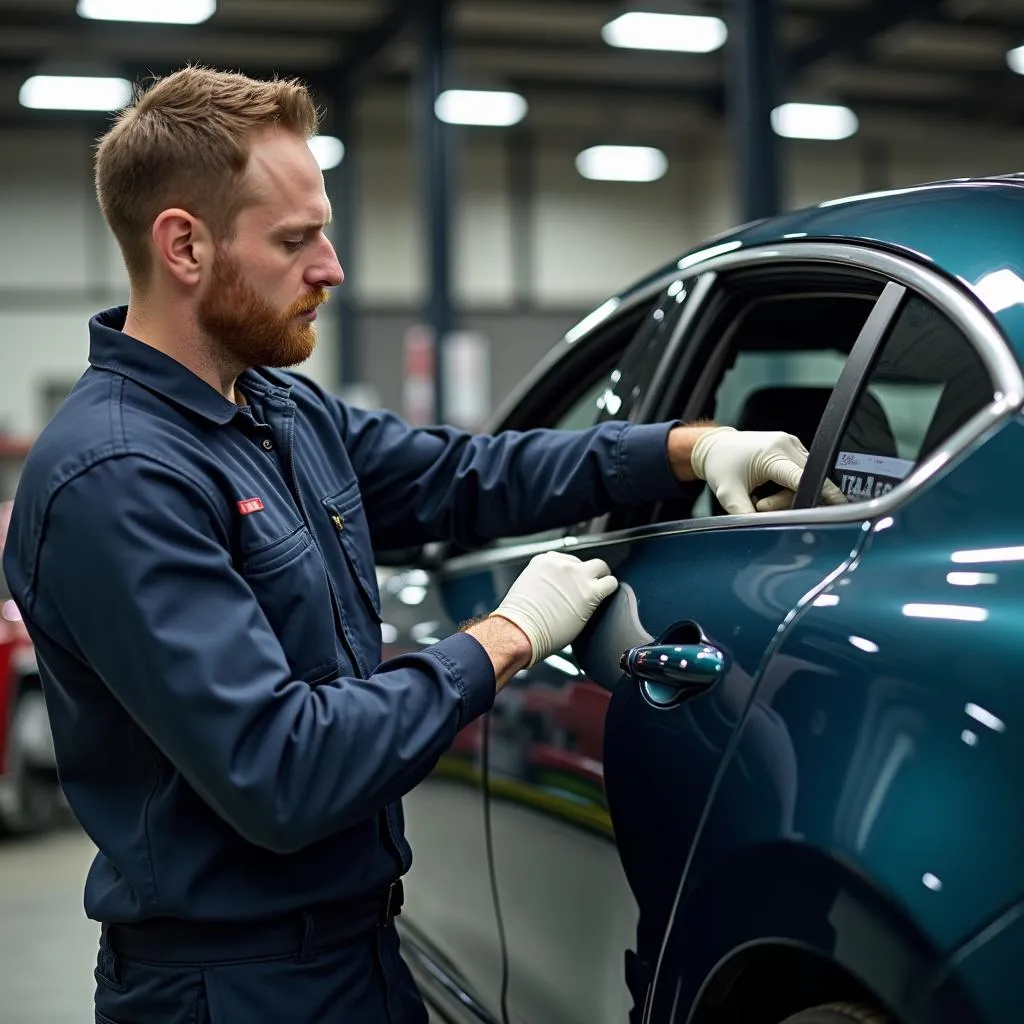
[{"xmin": 651, "ymin": 841, "xmax": 975, "ymax": 1024}]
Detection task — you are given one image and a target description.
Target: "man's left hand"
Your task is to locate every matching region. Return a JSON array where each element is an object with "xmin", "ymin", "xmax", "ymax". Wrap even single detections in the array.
[{"xmin": 669, "ymin": 425, "xmax": 846, "ymax": 515}]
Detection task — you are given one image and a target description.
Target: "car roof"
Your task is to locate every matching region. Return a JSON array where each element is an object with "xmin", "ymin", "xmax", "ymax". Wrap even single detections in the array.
[{"xmin": 624, "ymin": 175, "xmax": 1024, "ymax": 355}]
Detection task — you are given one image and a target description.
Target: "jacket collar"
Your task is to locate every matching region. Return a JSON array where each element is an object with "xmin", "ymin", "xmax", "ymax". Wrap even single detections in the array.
[{"xmin": 88, "ymin": 307, "xmax": 293, "ymax": 426}]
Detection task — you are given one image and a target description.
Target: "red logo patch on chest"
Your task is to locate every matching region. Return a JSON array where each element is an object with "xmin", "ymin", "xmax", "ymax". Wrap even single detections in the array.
[{"xmin": 237, "ymin": 497, "xmax": 265, "ymax": 515}]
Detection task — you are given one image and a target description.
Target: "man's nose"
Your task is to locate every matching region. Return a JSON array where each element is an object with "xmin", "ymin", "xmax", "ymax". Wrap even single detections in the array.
[{"xmin": 310, "ymin": 238, "xmax": 344, "ymax": 288}]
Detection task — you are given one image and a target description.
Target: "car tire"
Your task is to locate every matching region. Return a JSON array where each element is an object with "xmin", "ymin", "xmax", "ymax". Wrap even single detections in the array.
[
  {"xmin": 0, "ymin": 688, "xmax": 59, "ymax": 835},
  {"xmin": 779, "ymin": 1004, "xmax": 890, "ymax": 1024}
]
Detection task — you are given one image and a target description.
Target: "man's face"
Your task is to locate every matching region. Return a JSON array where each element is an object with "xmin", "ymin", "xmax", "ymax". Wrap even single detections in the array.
[{"xmin": 197, "ymin": 128, "xmax": 344, "ymax": 369}]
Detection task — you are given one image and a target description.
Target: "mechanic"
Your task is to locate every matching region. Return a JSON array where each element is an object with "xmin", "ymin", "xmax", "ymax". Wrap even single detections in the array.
[{"xmin": 2, "ymin": 67, "xmax": 839, "ymax": 1023}]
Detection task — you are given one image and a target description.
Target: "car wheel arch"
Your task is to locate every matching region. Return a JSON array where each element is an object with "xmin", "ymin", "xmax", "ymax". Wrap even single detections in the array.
[{"xmin": 649, "ymin": 842, "xmax": 974, "ymax": 1024}]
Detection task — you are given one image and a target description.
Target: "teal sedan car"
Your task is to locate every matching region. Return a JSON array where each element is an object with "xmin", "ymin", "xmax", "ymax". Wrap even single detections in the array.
[{"xmin": 384, "ymin": 176, "xmax": 1024, "ymax": 1024}]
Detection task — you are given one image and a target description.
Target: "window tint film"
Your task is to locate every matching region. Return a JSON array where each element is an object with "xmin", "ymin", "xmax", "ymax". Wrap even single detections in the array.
[{"xmin": 831, "ymin": 296, "xmax": 994, "ymax": 503}]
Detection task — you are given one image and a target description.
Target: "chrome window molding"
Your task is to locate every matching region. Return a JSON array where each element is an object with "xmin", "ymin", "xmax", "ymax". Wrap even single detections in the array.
[
  {"xmin": 443, "ymin": 242, "xmax": 1024, "ymax": 576},
  {"xmin": 683, "ymin": 241, "xmax": 1024, "ymax": 392}
]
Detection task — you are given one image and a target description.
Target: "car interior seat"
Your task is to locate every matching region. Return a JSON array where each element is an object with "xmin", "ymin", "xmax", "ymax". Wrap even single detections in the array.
[{"xmin": 731, "ymin": 385, "xmax": 834, "ymax": 450}]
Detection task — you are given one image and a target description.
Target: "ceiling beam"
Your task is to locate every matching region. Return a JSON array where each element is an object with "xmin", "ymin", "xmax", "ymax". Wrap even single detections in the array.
[
  {"xmin": 330, "ymin": 0, "xmax": 419, "ymax": 89},
  {"xmin": 788, "ymin": 0, "xmax": 945, "ymax": 76}
]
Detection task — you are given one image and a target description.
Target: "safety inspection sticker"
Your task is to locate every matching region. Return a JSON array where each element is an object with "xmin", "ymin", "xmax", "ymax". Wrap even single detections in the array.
[{"xmin": 834, "ymin": 450, "xmax": 916, "ymax": 501}]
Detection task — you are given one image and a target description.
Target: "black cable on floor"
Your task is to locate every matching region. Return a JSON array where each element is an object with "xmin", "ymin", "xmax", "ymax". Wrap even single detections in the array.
[{"xmin": 481, "ymin": 711, "xmax": 512, "ymax": 1024}]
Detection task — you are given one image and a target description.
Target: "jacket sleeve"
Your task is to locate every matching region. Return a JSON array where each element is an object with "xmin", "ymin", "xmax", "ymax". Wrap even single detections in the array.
[
  {"xmin": 27, "ymin": 454, "xmax": 495, "ymax": 855},
  {"xmin": 322, "ymin": 395, "xmax": 683, "ymax": 551}
]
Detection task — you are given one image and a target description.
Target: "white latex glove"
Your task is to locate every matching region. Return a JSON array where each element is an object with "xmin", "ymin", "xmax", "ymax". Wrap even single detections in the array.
[
  {"xmin": 493, "ymin": 552, "xmax": 619, "ymax": 669},
  {"xmin": 690, "ymin": 426, "xmax": 846, "ymax": 515}
]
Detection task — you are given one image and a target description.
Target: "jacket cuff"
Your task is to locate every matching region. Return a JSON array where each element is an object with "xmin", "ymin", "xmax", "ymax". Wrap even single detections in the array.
[
  {"xmin": 612, "ymin": 422, "xmax": 683, "ymax": 505},
  {"xmin": 426, "ymin": 632, "xmax": 497, "ymax": 727}
]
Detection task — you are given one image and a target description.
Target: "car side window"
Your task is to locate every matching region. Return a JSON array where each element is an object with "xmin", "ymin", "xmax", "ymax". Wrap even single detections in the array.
[
  {"xmin": 486, "ymin": 287, "xmax": 682, "ymax": 549},
  {"xmin": 829, "ymin": 295, "xmax": 994, "ymax": 503},
  {"xmin": 650, "ymin": 285, "xmax": 880, "ymax": 523}
]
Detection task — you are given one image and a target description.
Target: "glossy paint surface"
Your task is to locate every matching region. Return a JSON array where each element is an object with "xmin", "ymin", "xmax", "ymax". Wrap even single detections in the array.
[
  {"xmin": 391, "ymin": 181, "xmax": 1024, "ymax": 1024},
  {"xmin": 649, "ymin": 418, "xmax": 1024, "ymax": 1023}
]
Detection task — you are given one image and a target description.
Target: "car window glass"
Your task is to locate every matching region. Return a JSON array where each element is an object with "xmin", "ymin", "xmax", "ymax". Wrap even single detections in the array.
[
  {"xmin": 661, "ymin": 291, "xmax": 877, "ymax": 522},
  {"xmin": 556, "ymin": 377, "xmax": 611, "ymax": 432},
  {"xmin": 486, "ymin": 290, "xmax": 677, "ymax": 550},
  {"xmin": 827, "ymin": 295, "xmax": 994, "ymax": 504},
  {"xmin": 595, "ymin": 280, "xmax": 690, "ymax": 425}
]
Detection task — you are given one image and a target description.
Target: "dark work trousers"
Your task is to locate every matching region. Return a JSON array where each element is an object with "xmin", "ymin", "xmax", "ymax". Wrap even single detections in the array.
[{"xmin": 93, "ymin": 920, "xmax": 430, "ymax": 1023}]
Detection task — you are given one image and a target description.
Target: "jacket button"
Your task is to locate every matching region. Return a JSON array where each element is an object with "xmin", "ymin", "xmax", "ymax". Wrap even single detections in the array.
[{"xmin": 261, "ymin": 438, "xmax": 274, "ymax": 451}]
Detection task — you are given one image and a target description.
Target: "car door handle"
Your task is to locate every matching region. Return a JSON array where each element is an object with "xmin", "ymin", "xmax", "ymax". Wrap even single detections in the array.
[{"xmin": 619, "ymin": 642, "xmax": 724, "ymax": 705}]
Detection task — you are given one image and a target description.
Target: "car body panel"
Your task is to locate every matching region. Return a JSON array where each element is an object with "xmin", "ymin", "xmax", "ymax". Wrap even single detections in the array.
[
  {"xmin": 649, "ymin": 417, "xmax": 1024, "ymax": 1022},
  {"xmin": 0, "ymin": 500, "xmax": 39, "ymax": 772},
  {"xmin": 0, "ymin": 498, "xmax": 57, "ymax": 831},
  {"xmin": 391, "ymin": 180, "xmax": 1024, "ymax": 1024},
  {"xmin": 594, "ymin": 523, "xmax": 870, "ymax": 1020},
  {"xmin": 925, "ymin": 897, "xmax": 1024, "ymax": 1024},
  {"xmin": 431, "ymin": 519, "xmax": 867, "ymax": 1024}
]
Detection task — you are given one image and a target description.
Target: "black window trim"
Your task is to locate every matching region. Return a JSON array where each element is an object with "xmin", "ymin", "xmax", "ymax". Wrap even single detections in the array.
[
  {"xmin": 792, "ymin": 280, "xmax": 908, "ymax": 509},
  {"xmin": 442, "ymin": 242, "xmax": 1024, "ymax": 575}
]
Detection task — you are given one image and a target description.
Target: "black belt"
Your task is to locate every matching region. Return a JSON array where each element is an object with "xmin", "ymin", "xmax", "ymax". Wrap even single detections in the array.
[{"xmin": 101, "ymin": 879, "xmax": 404, "ymax": 964}]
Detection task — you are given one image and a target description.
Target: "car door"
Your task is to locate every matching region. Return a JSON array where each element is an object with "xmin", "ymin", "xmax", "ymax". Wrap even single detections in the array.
[
  {"xmin": 647, "ymin": 267, "xmax": 1024, "ymax": 1024},
  {"xmin": 392, "ymin": 277, "xmax": 687, "ymax": 1024},
  {"xmin": 475, "ymin": 257, "xmax": 898, "ymax": 1024}
]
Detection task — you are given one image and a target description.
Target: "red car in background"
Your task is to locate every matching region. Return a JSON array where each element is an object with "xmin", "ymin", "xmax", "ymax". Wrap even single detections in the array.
[{"xmin": 0, "ymin": 441, "xmax": 62, "ymax": 834}]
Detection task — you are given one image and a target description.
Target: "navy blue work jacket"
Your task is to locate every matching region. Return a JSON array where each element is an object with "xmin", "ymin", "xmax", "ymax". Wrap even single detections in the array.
[{"xmin": 3, "ymin": 308, "xmax": 681, "ymax": 925}]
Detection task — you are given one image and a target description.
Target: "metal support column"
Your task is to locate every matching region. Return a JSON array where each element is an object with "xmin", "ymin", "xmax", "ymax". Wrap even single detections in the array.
[
  {"xmin": 416, "ymin": 0, "xmax": 456, "ymax": 424},
  {"xmin": 329, "ymin": 87, "xmax": 360, "ymax": 389},
  {"xmin": 728, "ymin": 0, "xmax": 782, "ymax": 222},
  {"xmin": 508, "ymin": 125, "xmax": 536, "ymax": 310}
]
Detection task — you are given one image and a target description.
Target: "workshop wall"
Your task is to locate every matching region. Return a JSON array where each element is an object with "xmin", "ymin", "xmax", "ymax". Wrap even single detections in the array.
[{"xmin": 0, "ymin": 118, "xmax": 1021, "ymax": 437}]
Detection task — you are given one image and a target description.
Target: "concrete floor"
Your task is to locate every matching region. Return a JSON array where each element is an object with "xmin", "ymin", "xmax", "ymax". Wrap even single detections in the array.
[
  {"xmin": 0, "ymin": 825, "xmax": 99, "ymax": 1023},
  {"xmin": 0, "ymin": 825, "xmax": 442, "ymax": 1024}
]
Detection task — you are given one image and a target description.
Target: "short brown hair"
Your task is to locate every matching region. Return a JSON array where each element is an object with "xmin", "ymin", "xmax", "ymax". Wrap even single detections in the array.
[{"xmin": 95, "ymin": 66, "xmax": 319, "ymax": 284}]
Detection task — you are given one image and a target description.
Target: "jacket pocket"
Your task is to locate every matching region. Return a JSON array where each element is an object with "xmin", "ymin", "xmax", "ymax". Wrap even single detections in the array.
[
  {"xmin": 321, "ymin": 486, "xmax": 382, "ymax": 622},
  {"xmin": 240, "ymin": 526, "xmax": 338, "ymax": 682}
]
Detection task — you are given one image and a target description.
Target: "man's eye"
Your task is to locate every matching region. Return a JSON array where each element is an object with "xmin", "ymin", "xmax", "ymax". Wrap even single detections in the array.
[{"xmin": 283, "ymin": 240, "xmax": 305, "ymax": 252}]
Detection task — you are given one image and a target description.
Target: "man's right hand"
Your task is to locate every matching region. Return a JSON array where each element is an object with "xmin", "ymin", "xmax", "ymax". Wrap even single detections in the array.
[{"xmin": 492, "ymin": 551, "xmax": 619, "ymax": 670}]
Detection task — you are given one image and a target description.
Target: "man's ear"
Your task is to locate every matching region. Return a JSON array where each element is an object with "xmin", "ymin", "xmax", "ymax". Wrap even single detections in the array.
[{"xmin": 151, "ymin": 209, "xmax": 213, "ymax": 287}]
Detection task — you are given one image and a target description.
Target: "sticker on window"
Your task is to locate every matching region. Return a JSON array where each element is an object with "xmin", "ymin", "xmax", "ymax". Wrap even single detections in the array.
[{"xmin": 834, "ymin": 451, "xmax": 916, "ymax": 501}]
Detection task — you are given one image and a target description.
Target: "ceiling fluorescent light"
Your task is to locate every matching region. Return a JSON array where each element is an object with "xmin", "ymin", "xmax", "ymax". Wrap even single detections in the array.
[
  {"xmin": 77, "ymin": 0, "xmax": 216, "ymax": 24},
  {"xmin": 308, "ymin": 135, "xmax": 345, "ymax": 171},
  {"xmin": 576, "ymin": 145, "xmax": 668, "ymax": 183},
  {"xmin": 1008, "ymin": 46, "xmax": 1024, "ymax": 75},
  {"xmin": 20, "ymin": 75, "xmax": 133, "ymax": 112},
  {"xmin": 771, "ymin": 102, "xmax": 859, "ymax": 141},
  {"xmin": 602, "ymin": 12, "xmax": 727, "ymax": 53},
  {"xmin": 435, "ymin": 90, "xmax": 527, "ymax": 127}
]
